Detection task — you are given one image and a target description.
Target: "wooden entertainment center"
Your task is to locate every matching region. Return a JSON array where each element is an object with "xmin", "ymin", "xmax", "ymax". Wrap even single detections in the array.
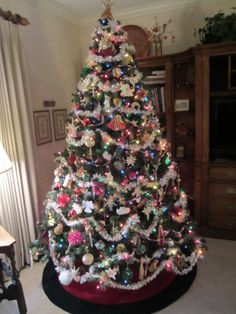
[{"xmin": 138, "ymin": 42, "xmax": 236, "ymax": 239}]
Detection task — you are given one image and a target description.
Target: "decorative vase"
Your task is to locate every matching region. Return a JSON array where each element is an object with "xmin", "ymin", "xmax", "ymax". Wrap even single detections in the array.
[{"xmin": 154, "ymin": 41, "xmax": 163, "ymax": 56}]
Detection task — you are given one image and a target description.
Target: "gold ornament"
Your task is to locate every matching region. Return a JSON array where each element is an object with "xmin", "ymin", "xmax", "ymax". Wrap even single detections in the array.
[
  {"xmin": 84, "ymin": 137, "xmax": 95, "ymax": 147},
  {"xmin": 116, "ymin": 243, "xmax": 126, "ymax": 253},
  {"xmin": 82, "ymin": 253, "xmax": 94, "ymax": 265},
  {"xmin": 54, "ymin": 222, "xmax": 64, "ymax": 235},
  {"xmin": 113, "ymin": 97, "xmax": 122, "ymax": 107},
  {"xmin": 139, "ymin": 262, "xmax": 145, "ymax": 280},
  {"xmin": 148, "ymin": 260, "xmax": 158, "ymax": 272},
  {"xmin": 113, "ymin": 67, "xmax": 122, "ymax": 78}
]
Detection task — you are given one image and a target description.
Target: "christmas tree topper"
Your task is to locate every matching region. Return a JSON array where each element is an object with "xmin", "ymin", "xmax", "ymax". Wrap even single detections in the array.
[{"xmin": 101, "ymin": 0, "xmax": 114, "ymax": 20}]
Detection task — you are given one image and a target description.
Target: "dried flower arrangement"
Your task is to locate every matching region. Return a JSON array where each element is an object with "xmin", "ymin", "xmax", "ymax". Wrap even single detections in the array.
[{"xmin": 145, "ymin": 17, "xmax": 175, "ymax": 56}]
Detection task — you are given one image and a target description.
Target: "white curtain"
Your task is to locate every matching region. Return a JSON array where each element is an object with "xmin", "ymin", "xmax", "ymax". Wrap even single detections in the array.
[{"xmin": 0, "ymin": 19, "xmax": 38, "ymax": 270}]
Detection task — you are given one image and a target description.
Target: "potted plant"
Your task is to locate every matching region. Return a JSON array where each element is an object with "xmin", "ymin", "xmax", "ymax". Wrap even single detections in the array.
[{"xmin": 194, "ymin": 10, "xmax": 236, "ymax": 44}]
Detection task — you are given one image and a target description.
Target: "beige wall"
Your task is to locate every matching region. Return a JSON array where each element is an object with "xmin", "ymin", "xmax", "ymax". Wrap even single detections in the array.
[
  {"xmin": 1, "ymin": 0, "xmax": 81, "ymax": 219},
  {"xmin": 0, "ymin": 0, "xmax": 235, "ymax": 221},
  {"xmin": 79, "ymin": 0, "xmax": 235, "ymax": 62}
]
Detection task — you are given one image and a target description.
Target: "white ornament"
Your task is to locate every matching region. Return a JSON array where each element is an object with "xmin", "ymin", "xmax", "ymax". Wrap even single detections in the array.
[
  {"xmin": 126, "ymin": 155, "xmax": 136, "ymax": 166},
  {"xmin": 103, "ymin": 151, "xmax": 112, "ymax": 161},
  {"xmin": 58, "ymin": 269, "xmax": 73, "ymax": 285},
  {"xmin": 63, "ymin": 174, "xmax": 72, "ymax": 187},
  {"xmin": 72, "ymin": 203, "xmax": 83, "ymax": 214},
  {"xmin": 120, "ymin": 83, "xmax": 134, "ymax": 97},
  {"xmin": 116, "ymin": 206, "xmax": 130, "ymax": 215},
  {"xmin": 82, "ymin": 200, "xmax": 94, "ymax": 213}
]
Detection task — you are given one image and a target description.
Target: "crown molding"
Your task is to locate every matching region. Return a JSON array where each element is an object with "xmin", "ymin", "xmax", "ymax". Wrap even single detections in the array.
[
  {"xmin": 25, "ymin": 0, "xmax": 230, "ymax": 27},
  {"xmin": 25, "ymin": 0, "xmax": 80, "ymax": 26}
]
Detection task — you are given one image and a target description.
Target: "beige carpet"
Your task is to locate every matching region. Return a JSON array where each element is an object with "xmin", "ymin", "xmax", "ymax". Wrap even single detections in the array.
[{"xmin": 0, "ymin": 237, "xmax": 236, "ymax": 314}]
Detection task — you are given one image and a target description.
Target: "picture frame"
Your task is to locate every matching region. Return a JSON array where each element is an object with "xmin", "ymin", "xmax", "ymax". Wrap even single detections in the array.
[
  {"xmin": 176, "ymin": 145, "xmax": 185, "ymax": 158},
  {"xmin": 175, "ymin": 99, "xmax": 190, "ymax": 112},
  {"xmin": 33, "ymin": 111, "xmax": 52, "ymax": 145},
  {"xmin": 52, "ymin": 109, "xmax": 67, "ymax": 141}
]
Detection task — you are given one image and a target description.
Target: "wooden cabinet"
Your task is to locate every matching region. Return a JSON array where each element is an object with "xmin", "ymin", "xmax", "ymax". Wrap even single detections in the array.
[
  {"xmin": 138, "ymin": 50, "xmax": 195, "ymax": 198},
  {"xmin": 138, "ymin": 42, "xmax": 236, "ymax": 239},
  {"xmin": 194, "ymin": 42, "xmax": 236, "ymax": 239}
]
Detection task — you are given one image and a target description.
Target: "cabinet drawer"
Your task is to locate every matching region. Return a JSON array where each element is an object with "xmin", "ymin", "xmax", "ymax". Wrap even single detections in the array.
[
  {"xmin": 209, "ymin": 166, "xmax": 236, "ymax": 180},
  {"xmin": 208, "ymin": 198, "xmax": 236, "ymax": 230},
  {"xmin": 209, "ymin": 183, "xmax": 236, "ymax": 198},
  {"xmin": 208, "ymin": 183, "xmax": 236, "ymax": 230}
]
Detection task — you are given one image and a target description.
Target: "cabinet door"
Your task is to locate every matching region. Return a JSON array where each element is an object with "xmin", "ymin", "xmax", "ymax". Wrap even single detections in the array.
[{"xmin": 208, "ymin": 182, "xmax": 236, "ymax": 231}]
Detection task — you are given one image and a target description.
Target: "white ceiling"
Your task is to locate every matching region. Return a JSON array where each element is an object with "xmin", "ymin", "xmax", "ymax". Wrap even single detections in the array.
[{"xmin": 27, "ymin": 0, "xmax": 216, "ymax": 25}]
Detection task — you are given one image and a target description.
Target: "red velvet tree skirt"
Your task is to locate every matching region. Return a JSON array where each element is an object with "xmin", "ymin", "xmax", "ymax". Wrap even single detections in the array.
[
  {"xmin": 42, "ymin": 259, "xmax": 197, "ymax": 314},
  {"xmin": 62, "ymin": 271, "xmax": 176, "ymax": 304}
]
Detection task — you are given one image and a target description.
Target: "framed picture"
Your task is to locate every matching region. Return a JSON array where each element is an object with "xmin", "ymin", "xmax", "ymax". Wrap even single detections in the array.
[
  {"xmin": 33, "ymin": 111, "xmax": 52, "ymax": 145},
  {"xmin": 175, "ymin": 99, "xmax": 190, "ymax": 112},
  {"xmin": 176, "ymin": 145, "xmax": 185, "ymax": 158},
  {"xmin": 52, "ymin": 109, "xmax": 67, "ymax": 141}
]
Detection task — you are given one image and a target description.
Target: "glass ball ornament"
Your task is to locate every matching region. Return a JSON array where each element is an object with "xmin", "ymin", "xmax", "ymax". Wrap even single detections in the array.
[
  {"xmin": 82, "ymin": 253, "xmax": 94, "ymax": 265},
  {"xmin": 58, "ymin": 269, "xmax": 73, "ymax": 285}
]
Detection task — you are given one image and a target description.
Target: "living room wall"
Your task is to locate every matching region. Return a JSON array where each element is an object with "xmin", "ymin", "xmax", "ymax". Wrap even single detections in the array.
[
  {"xmin": 0, "ymin": 0, "xmax": 81, "ymax": 219},
  {"xmin": 78, "ymin": 0, "xmax": 235, "ymax": 63}
]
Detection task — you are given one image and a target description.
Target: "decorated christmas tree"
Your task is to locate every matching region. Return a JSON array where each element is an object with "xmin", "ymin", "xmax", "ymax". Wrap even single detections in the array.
[{"xmin": 32, "ymin": 1, "xmax": 206, "ymax": 302}]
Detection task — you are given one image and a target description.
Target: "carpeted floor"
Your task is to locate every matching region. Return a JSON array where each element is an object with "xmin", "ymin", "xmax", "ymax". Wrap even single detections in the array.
[{"xmin": 0, "ymin": 237, "xmax": 236, "ymax": 314}]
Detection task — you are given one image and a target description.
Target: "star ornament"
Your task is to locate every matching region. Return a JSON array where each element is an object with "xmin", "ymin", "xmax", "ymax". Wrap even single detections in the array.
[
  {"xmin": 126, "ymin": 155, "xmax": 136, "ymax": 166},
  {"xmin": 105, "ymin": 267, "xmax": 119, "ymax": 280}
]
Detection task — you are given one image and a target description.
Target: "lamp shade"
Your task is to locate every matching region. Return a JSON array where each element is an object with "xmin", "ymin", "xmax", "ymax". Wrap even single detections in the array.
[{"xmin": 0, "ymin": 143, "xmax": 12, "ymax": 174}]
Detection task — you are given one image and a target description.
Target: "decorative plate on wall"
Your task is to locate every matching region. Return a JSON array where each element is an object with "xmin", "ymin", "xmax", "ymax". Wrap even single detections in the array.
[{"xmin": 123, "ymin": 25, "xmax": 150, "ymax": 58}]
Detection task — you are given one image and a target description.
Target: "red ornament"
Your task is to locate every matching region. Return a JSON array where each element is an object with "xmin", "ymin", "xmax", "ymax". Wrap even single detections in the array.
[
  {"xmin": 82, "ymin": 118, "xmax": 90, "ymax": 126},
  {"xmin": 68, "ymin": 209, "xmax": 78, "ymax": 219},
  {"xmin": 92, "ymin": 182, "xmax": 105, "ymax": 197},
  {"xmin": 128, "ymin": 171, "xmax": 137, "ymax": 180},
  {"xmin": 68, "ymin": 154, "xmax": 76, "ymax": 166},
  {"xmin": 58, "ymin": 193, "xmax": 71, "ymax": 208},
  {"xmin": 107, "ymin": 115, "xmax": 126, "ymax": 131}
]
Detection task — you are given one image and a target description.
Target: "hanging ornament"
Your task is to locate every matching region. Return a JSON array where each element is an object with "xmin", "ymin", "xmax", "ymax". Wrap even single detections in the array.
[
  {"xmin": 139, "ymin": 262, "xmax": 145, "ymax": 280},
  {"xmin": 68, "ymin": 230, "xmax": 84, "ymax": 246},
  {"xmin": 170, "ymin": 206, "xmax": 187, "ymax": 223},
  {"xmin": 54, "ymin": 222, "xmax": 64, "ymax": 235},
  {"xmin": 72, "ymin": 203, "xmax": 83, "ymax": 215},
  {"xmin": 58, "ymin": 269, "xmax": 73, "ymax": 285},
  {"xmin": 82, "ymin": 253, "xmax": 94, "ymax": 265},
  {"xmin": 104, "ymin": 94, "xmax": 111, "ymax": 111},
  {"xmin": 105, "ymin": 267, "xmax": 119, "ymax": 280},
  {"xmin": 116, "ymin": 206, "xmax": 130, "ymax": 215},
  {"xmin": 116, "ymin": 243, "xmax": 126, "ymax": 253},
  {"xmin": 68, "ymin": 209, "xmax": 78, "ymax": 219},
  {"xmin": 95, "ymin": 64, "xmax": 102, "ymax": 72},
  {"xmin": 63, "ymin": 174, "xmax": 72, "ymax": 188},
  {"xmin": 103, "ymin": 151, "xmax": 112, "ymax": 161},
  {"xmin": 83, "ymin": 130, "xmax": 96, "ymax": 148},
  {"xmin": 107, "ymin": 115, "xmax": 126, "ymax": 131},
  {"xmin": 58, "ymin": 193, "xmax": 71, "ymax": 208},
  {"xmin": 148, "ymin": 260, "xmax": 158, "ymax": 273},
  {"xmin": 120, "ymin": 83, "xmax": 134, "ymax": 97},
  {"xmin": 126, "ymin": 155, "xmax": 136, "ymax": 166},
  {"xmin": 95, "ymin": 240, "xmax": 106, "ymax": 251},
  {"xmin": 82, "ymin": 200, "xmax": 94, "ymax": 213},
  {"xmin": 68, "ymin": 154, "xmax": 77, "ymax": 166},
  {"xmin": 112, "ymin": 67, "xmax": 122, "ymax": 78},
  {"xmin": 113, "ymin": 97, "xmax": 122, "ymax": 107},
  {"xmin": 92, "ymin": 182, "xmax": 105, "ymax": 197}
]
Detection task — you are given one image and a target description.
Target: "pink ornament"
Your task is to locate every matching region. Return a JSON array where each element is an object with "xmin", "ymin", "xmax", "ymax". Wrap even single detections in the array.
[
  {"xmin": 92, "ymin": 182, "xmax": 105, "ymax": 197},
  {"xmin": 68, "ymin": 209, "xmax": 77, "ymax": 219},
  {"xmin": 68, "ymin": 230, "xmax": 84, "ymax": 246},
  {"xmin": 58, "ymin": 194, "xmax": 71, "ymax": 207},
  {"xmin": 128, "ymin": 170, "xmax": 137, "ymax": 180}
]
